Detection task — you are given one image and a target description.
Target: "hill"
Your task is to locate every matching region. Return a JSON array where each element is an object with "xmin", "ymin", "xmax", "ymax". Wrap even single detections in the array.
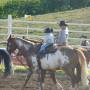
[
  {"xmin": 33, "ymin": 7, "xmax": 90, "ymax": 23},
  {"xmin": 0, "ymin": 7, "xmax": 90, "ymax": 46}
]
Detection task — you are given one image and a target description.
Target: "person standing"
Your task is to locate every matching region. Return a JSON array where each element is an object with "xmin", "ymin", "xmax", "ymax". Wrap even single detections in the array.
[
  {"xmin": 57, "ymin": 20, "xmax": 69, "ymax": 46},
  {"xmin": 80, "ymin": 35, "xmax": 90, "ymax": 46}
]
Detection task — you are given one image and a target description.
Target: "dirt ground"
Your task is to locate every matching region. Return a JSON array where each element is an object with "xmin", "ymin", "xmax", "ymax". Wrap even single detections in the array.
[
  {"xmin": 0, "ymin": 72, "xmax": 72, "ymax": 90},
  {"xmin": 0, "ymin": 56, "xmax": 90, "ymax": 90},
  {"xmin": 0, "ymin": 56, "xmax": 89, "ymax": 90}
]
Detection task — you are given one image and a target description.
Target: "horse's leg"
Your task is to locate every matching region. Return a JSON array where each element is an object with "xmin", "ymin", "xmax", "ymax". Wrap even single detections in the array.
[
  {"xmin": 75, "ymin": 64, "xmax": 81, "ymax": 85},
  {"xmin": 76, "ymin": 49, "xmax": 89, "ymax": 86},
  {"xmin": 0, "ymin": 55, "xmax": 2, "ymax": 64},
  {"xmin": 21, "ymin": 70, "xmax": 33, "ymax": 90},
  {"xmin": 63, "ymin": 67, "xmax": 78, "ymax": 90},
  {"xmin": 50, "ymin": 71, "xmax": 64, "ymax": 90},
  {"xmin": 38, "ymin": 70, "xmax": 46, "ymax": 90}
]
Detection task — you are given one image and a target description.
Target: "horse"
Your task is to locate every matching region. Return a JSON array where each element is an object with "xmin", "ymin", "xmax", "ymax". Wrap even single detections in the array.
[
  {"xmin": 0, "ymin": 49, "xmax": 14, "ymax": 78},
  {"xmin": 7, "ymin": 35, "xmax": 89, "ymax": 90},
  {"xmin": 78, "ymin": 48, "xmax": 90, "ymax": 65},
  {"xmin": 80, "ymin": 38, "xmax": 90, "ymax": 64}
]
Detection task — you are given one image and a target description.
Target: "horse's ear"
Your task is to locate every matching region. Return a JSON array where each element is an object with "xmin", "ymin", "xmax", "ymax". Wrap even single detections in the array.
[
  {"xmin": 7, "ymin": 34, "xmax": 12, "ymax": 40},
  {"xmin": 7, "ymin": 34, "xmax": 15, "ymax": 39},
  {"xmin": 9, "ymin": 34, "xmax": 12, "ymax": 38}
]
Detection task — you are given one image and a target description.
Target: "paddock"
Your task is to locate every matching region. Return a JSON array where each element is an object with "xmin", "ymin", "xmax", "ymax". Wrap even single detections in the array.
[
  {"xmin": 0, "ymin": 70, "xmax": 74, "ymax": 90},
  {"xmin": 0, "ymin": 52, "xmax": 72, "ymax": 90},
  {"xmin": 0, "ymin": 16, "xmax": 90, "ymax": 90},
  {"xmin": 0, "ymin": 48, "xmax": 90, "ymax": 90}
]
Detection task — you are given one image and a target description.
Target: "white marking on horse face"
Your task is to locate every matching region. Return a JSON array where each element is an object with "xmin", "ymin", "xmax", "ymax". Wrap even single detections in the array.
[
  {"xmin": 31, "ymin": 56, "xmax": 38, "ymax": 71},
  {"xmin": 16, "ymin": 41, "xmax": 22, "ymax": 47},
  {"xmin": 14, "ymin": 49, "xmax": 19, "ymax": 54}
]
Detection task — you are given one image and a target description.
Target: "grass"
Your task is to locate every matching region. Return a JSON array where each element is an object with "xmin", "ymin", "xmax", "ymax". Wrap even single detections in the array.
[
  {"xmin": 0, "ymin": 7, "xmax": 90, "ymax": 47},
  {"xmin": 14, "ymin": 7, "xmax": 90, "ymax": 45},
  {"xmin": 0, "ymin": 64, "xmax": 29, "ymax": 73},
  {"xmin": 0, "ymin": 64, "xmax": 90, "ymax": 76},
  {"xmin": 33, "ymin": 7, "xmax": 90, "ymax": 23},
  {"xmin": 0, "ymin": 64, "xmax": 72, "ymax": 76}
]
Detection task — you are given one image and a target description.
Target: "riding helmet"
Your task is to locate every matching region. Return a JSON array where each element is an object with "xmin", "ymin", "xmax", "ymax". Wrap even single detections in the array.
[
  {"xmin": 59, "ymin": 20, "xmax": 68, "ymax": 26},
  {"xmin": 44, "ymin": 27, "xmax": 53, "ymax": 33}
]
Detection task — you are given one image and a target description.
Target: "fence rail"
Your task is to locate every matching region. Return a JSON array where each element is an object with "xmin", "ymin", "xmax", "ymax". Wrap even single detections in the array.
[
  {"xmin": 0, "ymin": 15, "xmax": 90, "ymax": 46},
  {"xmin": 0, "ymin": 26, "xmax": 90, "ymax": 33},
  {"xmin": 12, "ymin": 20, "xmax": 90, "ymax": 26}
]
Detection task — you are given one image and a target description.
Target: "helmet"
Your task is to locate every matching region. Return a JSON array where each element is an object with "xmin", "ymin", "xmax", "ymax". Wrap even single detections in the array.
[
  {"xmin": 59, "ymin": 20, "xmax": 68, "ymax": 26},
  {"xmin": 44, "ymin": 27, "xmax": 53, "ymax": 33}
]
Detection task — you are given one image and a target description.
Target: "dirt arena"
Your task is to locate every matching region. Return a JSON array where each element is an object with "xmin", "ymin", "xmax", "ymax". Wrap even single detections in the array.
[
  {"xmin": 0, "ymin": 56, "xmax": 89, "ymax": 90},
  {"xmin": 0, "ymin": 72, "xmax": 73, "ymax": 90},
  {"xmin": 0, "ymin": 55, "xmax": 72, "ymax": 90}
]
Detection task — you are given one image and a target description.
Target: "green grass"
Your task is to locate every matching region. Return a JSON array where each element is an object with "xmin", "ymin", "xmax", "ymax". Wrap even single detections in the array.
[
  {"xmin": 0, "ymin": 7, "xmax": 90, "ymax": 46},
  {"xmin": 33, "ymin": 7, "xmax": 90, "ymax": 23},
  {"xmin": 0, "ymin": 64, "xmax": 29, "ymax": 73},
  {"xmin": 0, "ymin": 0, "xmax": 9, "ymax": 6},
  {"xmin": 19, "ymin": 7, "xmax": 90, "ymax": 45},
  {"xmin": 0, "ymin": 64, "xmax": 90, "ymax": 76}
]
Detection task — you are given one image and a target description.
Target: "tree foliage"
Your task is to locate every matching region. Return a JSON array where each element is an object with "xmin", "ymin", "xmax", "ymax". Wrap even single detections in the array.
[{"xmin": 0, "ymin": 0, "xmax": 90, "ymax": 18}]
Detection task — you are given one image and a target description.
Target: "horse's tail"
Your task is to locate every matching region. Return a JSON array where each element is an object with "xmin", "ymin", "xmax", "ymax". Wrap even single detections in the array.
[{"xmin": 75, "ymin": 48, "xmax": 89, "ymax": 86}]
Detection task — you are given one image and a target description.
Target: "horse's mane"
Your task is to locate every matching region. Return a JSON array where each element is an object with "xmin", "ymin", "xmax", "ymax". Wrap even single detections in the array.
[
  {"xmin": 24, "ymin": 38, "xmax": 43, "ymax": 44},
  {"xmin": 16, "ymin": 37, "xmax": 35, "ymax": 45},
  {"xmin": 78, "ymin": 47, "xmax": 87, "ymax": 52}
]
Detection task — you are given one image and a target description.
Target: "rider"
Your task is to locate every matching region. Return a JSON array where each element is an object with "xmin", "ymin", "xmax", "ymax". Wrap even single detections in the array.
[
  {"xmin": 37, "ymin": 27, "xmax": 55, "ymax": 69},
  {"xmin": 80, "ymin": 35, "xmax": 90, "ymax": 51},
  {"xmin": 80, "ymin": 35, "xmax": 90, "ymax": 46},
  {"xmin": 39, "ymin": 27, "xmax": 55, "ymax": 54},
  {"xmin": 56, "ymin": 20, "xmax": 69, "ymax": 46}
]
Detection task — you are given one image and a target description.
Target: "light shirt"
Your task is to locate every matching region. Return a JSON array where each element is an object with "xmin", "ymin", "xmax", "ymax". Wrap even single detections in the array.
[
  {"xmin": 44, "ymin": 33, "xmax": 54, "ymax": 44},
  {"xmin": 57, "ymin": 27, "xmax": 69, "ymax": 44},
  {"xmin": 40, "ymin": 33, "xmax": 54, "ymax": 51}
]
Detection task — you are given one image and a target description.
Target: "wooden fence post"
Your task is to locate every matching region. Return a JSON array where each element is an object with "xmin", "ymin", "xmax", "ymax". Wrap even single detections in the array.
[{"xmin": 8, "ymin": 15, "xmax": 12, "ymax": 37}]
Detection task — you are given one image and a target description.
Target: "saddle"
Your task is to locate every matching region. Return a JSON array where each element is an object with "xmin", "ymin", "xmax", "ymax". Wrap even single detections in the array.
[{"xmin": 37, "ymin": 44, "xmax": 57, "ymax": 59}]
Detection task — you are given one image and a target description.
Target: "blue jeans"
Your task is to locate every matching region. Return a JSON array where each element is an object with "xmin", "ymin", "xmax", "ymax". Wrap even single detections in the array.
[{"xmin": 40, "ymin": 43, "xmax": 53, "ymax": 52}]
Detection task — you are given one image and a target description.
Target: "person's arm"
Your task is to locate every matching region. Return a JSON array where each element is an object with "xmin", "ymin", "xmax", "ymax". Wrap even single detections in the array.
[
  {"xmin": 86, "ymin": 40, "xmax": 90, "ymax": 46},
  {"xmin": 65, "ymin": 28, "xmax": 69, "ymax": 39}
]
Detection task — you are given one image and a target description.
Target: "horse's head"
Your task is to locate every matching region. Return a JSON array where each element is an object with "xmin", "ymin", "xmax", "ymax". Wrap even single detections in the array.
[{"xmin": 7, "ymin": 35, "xmax": 17, "ymax": 54}]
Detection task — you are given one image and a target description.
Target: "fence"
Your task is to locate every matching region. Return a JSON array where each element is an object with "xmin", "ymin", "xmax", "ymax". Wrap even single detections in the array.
[{"xmin": 0, "ymin": 15, "xmax": 90, "ymax": 46}]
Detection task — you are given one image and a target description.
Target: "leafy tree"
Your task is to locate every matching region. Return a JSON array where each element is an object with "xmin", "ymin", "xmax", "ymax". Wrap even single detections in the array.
[{"xmin": 0, "ymin": 0, "xmax": 90, "ymax": 18}]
